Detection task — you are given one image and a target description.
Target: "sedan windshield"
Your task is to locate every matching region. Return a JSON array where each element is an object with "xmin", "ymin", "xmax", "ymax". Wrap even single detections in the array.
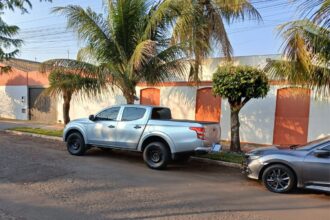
[{"xmin": 296, "ymin": 137, "xmax": 330, "ymax": 151}]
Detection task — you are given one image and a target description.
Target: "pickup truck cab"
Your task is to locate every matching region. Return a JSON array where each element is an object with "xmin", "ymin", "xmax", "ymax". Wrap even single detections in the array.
[{"xmin": 63, "ymin": 105, "xmax": 221, "ymax": 169}]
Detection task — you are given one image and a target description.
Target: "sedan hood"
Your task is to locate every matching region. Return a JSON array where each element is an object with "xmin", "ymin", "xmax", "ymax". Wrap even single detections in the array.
[
  {"xmin": 246, "ymin": 145, "xmax": 309, "ymax": 157},
  {"xmin": 247, "ymin": 145, "xmax": 293, "ymax": 155}
]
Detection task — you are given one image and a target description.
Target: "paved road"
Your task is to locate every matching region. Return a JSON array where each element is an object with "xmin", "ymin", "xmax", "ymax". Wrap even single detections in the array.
[{"xmin": 0, "ymin": 132, "xmax": 329, "ymax": 220}]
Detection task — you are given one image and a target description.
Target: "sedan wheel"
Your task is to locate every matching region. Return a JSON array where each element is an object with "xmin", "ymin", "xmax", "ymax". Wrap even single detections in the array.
[{"xmin": 262, "ymin": 164, "xmax": 296, "ymax": 193}]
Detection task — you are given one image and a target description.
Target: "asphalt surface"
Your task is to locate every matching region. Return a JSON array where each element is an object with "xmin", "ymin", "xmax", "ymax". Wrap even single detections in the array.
[{"xmin": 0, "ymin": 132, "xmax": 329, "ymax": 220}]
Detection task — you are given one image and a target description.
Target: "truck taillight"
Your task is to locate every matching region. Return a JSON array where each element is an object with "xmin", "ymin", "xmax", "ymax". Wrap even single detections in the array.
[{"xmin": 189, "ymin": 127, "xmax": 205, "ymax": 140}]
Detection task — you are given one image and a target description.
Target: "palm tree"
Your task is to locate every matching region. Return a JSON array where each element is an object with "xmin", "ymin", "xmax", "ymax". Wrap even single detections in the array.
[
  {"xmin": 44, "ymin": 60, "xmax": 104, "ymax": 124},
  {"xmin": 147, "ymin": 0, "xmax": 262, "ymax": 81},
  {"xmin": 265, "ymin": 0, "xmax": 330, "ymax": 96},
  {"xmin": 51, "ymin": 0, "xmax": 188, "ymax": 104}
]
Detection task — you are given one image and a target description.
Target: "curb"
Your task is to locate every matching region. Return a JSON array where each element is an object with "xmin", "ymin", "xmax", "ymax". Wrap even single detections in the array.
[
  {"xmin": 5, "ymin": 130, "xmax": 62, "ymax": 141},
  {"xmin": 4, "ymin": 130, "xmax": 242, "ymax": 169},
  {"xmin": 190, "ymin": 157, "xmax": 242, "ymax": 169}
]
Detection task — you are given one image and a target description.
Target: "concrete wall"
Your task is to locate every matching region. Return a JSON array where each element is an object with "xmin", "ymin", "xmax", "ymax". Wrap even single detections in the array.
[
  {"xmin": 0, "ymin": 85, "xmax": 28, "ymax": 120},
  {"xmin": 220, "ymin": 86, "xmax": 279, "ymax": 145},
  {"xmin": 2, "ymin": 56, "xmax": 330, "ymax": 145},
  {"xmin": 308, "ymin": 96, "xmax": 330, "ymax": 141},
  {"xmin": 56, "ymin": 88, "xmax": 126, "ymax": 122},
  {"xmin": 55, "ymin": 84, "xmax": 330, "ymax": 145}
]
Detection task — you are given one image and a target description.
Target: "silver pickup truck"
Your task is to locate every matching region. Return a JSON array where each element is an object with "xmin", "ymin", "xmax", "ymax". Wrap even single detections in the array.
[{"xmin": 63, "ymin": 105, "xmax": 221, "ymax": 169}]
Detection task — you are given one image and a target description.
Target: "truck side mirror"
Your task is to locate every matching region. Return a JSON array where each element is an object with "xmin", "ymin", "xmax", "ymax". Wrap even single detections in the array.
[
  {"xmin": 89, "ymin": 114, "xmax": 95, "ymax": 121},
  {"xmin": 313, "ymin": 150, "xmax": 330, "ymax": 158}
]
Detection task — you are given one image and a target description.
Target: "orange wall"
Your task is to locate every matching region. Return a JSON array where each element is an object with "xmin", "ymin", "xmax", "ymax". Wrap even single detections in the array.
[
  {"xmin": 137, "ymin": 80, "xmax": 288, "ymax": 87},
  {"xmin": 27, "ymin": 71, "xmax": 49, "ymax": 86},
  {"xmin": 0, "ymin": 67, "xmax": 49, "ymax": 86},
  {"xmin": 0, "ymin": 68, "xmax": 27, "ymax": 86}
]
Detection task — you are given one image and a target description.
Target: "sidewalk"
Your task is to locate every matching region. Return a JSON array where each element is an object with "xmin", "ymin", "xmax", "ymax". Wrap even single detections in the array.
[{"xmin": 0, "ymin": 118, "xmax": 63, "ymax": 131}]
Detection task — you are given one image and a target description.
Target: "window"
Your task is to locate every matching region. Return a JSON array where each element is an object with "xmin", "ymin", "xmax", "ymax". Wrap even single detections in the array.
[
  {"xmin": 322, "ymin": 144, "xmax": 330, "ymax": 151},
  {"xmin": 151, "ymin": 108, "xmax": 172, "ymax": 120},
  {"xmin": 95, "ymin": 107, "xmax": 120, "ymax": 121},
  {"xmin": 122, "ymin": 107, "xmax": 146, "ymax": 121}
]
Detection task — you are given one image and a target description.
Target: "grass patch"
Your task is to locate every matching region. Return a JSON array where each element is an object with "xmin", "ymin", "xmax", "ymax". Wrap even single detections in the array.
[
  {"xmin": 198, "ymin": 151, "xmax": 244, "ymax": 164},
  {"xmin": 8, "ymin": 127, "xmax": 63, "ymax": 137}
]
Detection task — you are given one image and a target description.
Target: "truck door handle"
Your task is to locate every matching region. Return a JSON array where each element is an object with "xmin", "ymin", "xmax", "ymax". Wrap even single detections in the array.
[
  {"xmin": 108, "ymin": 125, "xmax": 115, "ymax": 128},
  {"xmin": 134, "ymin": 125, "xmax": 142, "ymax": 129}
]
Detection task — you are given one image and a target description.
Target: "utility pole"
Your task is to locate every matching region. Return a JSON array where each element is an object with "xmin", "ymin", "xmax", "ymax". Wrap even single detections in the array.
[{"xmin": 67, "ymin": 50, "xmax": 70, "ymax": 59}]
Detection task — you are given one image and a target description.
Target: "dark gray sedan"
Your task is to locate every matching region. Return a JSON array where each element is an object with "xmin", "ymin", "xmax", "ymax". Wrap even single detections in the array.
[{"xmin": 243, "ymin": 137, "xmax": 330, "ymax": 193}]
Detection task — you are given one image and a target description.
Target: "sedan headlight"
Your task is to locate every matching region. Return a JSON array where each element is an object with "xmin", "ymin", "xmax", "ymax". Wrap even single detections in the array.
[
  {"xmin": 248, "ymin": 155, "xmax": 261, "ymax": 160},
  {"xmin": 245, "ymin": 151, "xmax": 262, "ymax": 160}
]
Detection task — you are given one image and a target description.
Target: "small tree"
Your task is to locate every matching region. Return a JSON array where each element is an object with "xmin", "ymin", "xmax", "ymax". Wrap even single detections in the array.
[
  {"xmin": 46, "ymin": 69, "xmax": 102, "ymax": 124},
  {"xmin": 212, "ymin": 64, "xmax": 269, "ymax": 152}
]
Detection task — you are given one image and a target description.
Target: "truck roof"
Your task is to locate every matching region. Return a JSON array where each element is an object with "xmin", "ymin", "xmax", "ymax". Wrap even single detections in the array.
[{"xmin": 112, "ymin": 104, "xmax": 168, "ymax": 109}]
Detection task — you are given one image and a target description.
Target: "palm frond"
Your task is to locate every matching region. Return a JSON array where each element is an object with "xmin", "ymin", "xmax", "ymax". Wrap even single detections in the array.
[
  {"xmin": 215, "ymin": 0, "xmax": 262, "ymax": 23},
  {"xmin": 128, "ymin": 40, "xmax": 157, "ymax": 74}
]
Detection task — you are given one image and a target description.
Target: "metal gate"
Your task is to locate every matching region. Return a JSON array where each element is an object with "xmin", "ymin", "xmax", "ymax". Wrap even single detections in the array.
[
  {"xmin": 28, "ymin": 88, "xmax": 57, "ymax": 123},
  {"xmin": 195, "ymin": 87, "xmax": 221, "ymax": 122},
  {"xmin": 140, "ymin": 88, "xmax": 160, "ymax": 106},
  {"xmin": 273, "ymin": 88, "xmax": 311, "ymax": 146}
]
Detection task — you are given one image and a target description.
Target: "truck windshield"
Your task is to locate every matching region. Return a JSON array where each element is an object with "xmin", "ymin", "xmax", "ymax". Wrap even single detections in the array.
[{"xmin": 151, "ymin": 108, "xmax": 172, "ymax": 120}]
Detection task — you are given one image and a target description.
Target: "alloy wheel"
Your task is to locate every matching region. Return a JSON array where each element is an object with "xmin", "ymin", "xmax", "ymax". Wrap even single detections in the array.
[{"xmin": 265, "ymin": 168, "xmax": 291, "ymax": 192}]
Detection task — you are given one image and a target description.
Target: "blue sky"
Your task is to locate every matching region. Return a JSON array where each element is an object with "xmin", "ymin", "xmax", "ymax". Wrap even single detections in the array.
[{"xmin": 3, "ymin": 0, "xmax": 301, "ymax": 62}]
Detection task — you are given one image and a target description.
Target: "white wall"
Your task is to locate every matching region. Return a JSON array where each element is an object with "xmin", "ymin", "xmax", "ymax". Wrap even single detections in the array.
[
  {"xmin": 221, "ymin": 86, "xmax": 279, "ymax": 145},
  {"xmin": 160, "ymin": 86, "xmax": 196, "ymax": 120},
  {"xmin": 201, "ymin": 55, "xmax": 281, "ymax": 81},
  {"xmin": 0, "ymin": 86, "xmax": 28, "ymax": 120},
  {"xmin": 308, "ymin": 96, "xmax": 330, "ymax": 141},
  {"xmin": 56, "ymin": 88, "xmax": 126, "ymax": 122}
]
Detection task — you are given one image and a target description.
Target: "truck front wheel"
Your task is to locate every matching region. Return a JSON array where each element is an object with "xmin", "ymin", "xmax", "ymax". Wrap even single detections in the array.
[
  {"xmin": 67, "ymin": 132, "xmax": 86, "ymax": 156},
  {"xmin": 143, "ymin": 142, "xmax": 170, "ymax": 170}
]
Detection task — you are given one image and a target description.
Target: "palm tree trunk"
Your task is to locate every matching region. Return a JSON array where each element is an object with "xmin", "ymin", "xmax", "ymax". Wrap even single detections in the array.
[
  {"xmin": 230, "ymin": 108, "xmax": 241, "ymax": 152},
  {"xmin": 123, "ymin": 87, "xmax": 136, "ymax": 104},
  {"xmin": 63, "ymin": 91, "xmax": 72, "ymax": 125}
]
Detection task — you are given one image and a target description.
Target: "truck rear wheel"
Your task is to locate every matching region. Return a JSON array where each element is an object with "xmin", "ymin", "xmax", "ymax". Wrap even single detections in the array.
[{"xmin": 143, "ymin": 142, "xmax": 170, "ymax": 170}]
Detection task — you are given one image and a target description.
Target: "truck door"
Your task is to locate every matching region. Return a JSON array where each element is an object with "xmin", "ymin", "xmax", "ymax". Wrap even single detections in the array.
[
  {"xmin": 116, "ymin": 107, "xmax": 147, "ymax": 149},
  {"xmin": 87, "ymin": 107, "xmax": 120, "ymax": 146}
]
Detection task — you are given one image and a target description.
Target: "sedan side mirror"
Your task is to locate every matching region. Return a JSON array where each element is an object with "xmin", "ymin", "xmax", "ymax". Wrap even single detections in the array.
[
  {"xmin": 89, "ymin": 114, "xmax": 95, "ymax": 121},
  {"xmin": 313, "ymin": 150, "xmax": 330, "ymax": 158}
]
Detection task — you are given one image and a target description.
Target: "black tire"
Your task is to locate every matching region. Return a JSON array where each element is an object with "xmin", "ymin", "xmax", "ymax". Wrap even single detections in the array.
[
  {"xmin": 143, "ymin": 142, "xmax": 171, "ymax": 170},
  {"xmin": 66, "ymin": 132, "xmax": 86, "ymax": 156},
  {"xmin": 262, "ymin": 164, "xmax": 296, "ymax": 193}
]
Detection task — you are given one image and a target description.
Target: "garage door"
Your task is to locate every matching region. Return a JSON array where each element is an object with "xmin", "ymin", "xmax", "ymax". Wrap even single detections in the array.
[
  {"xmin": 140, "ymin": 88, "xmax": 160, "ymax": 106},
  {"xmin": 273, "ymin": 88, "xmax": 311, "ymax": 146},
  {"xmin": 195, "ymin": 88, "xmax": 221, "ymax": 122},
  {"xmin": 29, "ymin": 88, "xmax": 57, "ymax": 123}
]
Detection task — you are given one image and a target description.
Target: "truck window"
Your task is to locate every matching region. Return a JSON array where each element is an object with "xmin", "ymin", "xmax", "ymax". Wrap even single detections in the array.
[
  {"xmin": 122, "ymin": 107, "xmax": 146, "ymax": 121},
  {"xmin": 151, "ymin": 108, "xmax": 172, "ymax": 120},
  {"xmin": 95, "ymin": 107, "xmax": 120, "ymax": 121}
]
